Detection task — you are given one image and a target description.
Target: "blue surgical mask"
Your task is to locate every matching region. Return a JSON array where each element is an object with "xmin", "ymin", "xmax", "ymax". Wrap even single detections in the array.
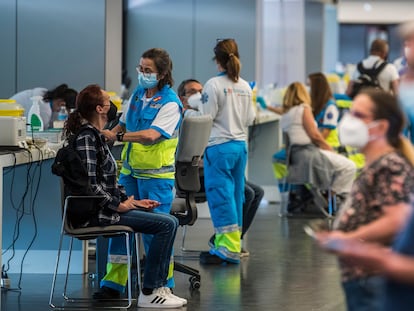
[{"xmin": 138, "ymin": 72, "xmax": 158, "ymax": 89}]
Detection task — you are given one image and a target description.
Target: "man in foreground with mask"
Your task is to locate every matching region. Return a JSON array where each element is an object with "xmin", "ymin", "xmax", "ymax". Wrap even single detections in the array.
[{"xmin": 316, "ymin": 88, "xmax": 414, "ymax": 311}]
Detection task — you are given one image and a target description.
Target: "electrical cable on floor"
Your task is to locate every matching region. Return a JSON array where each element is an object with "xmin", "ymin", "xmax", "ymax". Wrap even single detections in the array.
[
  {"xmin": 1, "ymin": 146, "xmax": 42, "ymax": 290},
  {"xmin": 16, "ymin": 146, "xmax": 43, "ymax": 289},
  {"xmin": 2, "ymin": 149, "xmax": 33, "ymax": 274}
]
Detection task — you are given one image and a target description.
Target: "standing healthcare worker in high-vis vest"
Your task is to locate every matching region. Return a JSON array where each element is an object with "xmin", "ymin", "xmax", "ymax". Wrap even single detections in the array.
[{"xmin": 99, "ymin": 48, "xmax": 183, "ymax": 299}]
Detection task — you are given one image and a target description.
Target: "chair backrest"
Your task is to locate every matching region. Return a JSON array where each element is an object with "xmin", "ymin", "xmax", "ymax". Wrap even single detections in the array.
[
  {"xmin": 59, "ymin": 178, "xmax": 135, "ymax": 240},
  {"xmin": 175, "ymin": 115, "xmax": 212, "ymax": 195},
  {"xmin": 172, "ymin": 115, "xmax": 212, "ymax": 226}
]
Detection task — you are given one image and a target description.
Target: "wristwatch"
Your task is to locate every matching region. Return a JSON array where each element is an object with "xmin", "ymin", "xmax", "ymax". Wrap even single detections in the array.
[{"xmin": 116, "ymin": 132, "xmax": 125, "ymax": 142}]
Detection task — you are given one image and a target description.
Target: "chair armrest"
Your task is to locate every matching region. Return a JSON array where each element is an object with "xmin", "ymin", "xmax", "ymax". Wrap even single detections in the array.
[{"xmin": 171, "ymin": 193, "xmax": 198, "ymax": 226}]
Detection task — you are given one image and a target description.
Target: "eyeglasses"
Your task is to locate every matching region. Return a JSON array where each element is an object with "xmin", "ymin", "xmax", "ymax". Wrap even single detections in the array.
[{"xmin": 136, "ymin": 66, "xmax": 157, "ymax": 78}]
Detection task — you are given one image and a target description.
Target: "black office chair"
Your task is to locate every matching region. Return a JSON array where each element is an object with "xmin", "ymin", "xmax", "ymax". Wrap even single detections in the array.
[
  {"xmin": 171, "ymin": 114, "xmax": 213, "ymax": 290},
  {"xmin": 49, "ymin": 180, "xmax": 142, "ymax": 309}
]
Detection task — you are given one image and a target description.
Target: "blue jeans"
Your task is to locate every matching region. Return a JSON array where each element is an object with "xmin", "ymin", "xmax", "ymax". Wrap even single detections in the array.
[
  {"xmin": 342, "ymin": 276, "xmax": 385, "ymax": 311},
  {"xmin": 114, "ymin": 210, "xmax": 178, "ymax": 289},
  {"xmin": 118, "ymin": 174, "xmax": 176, "ymax": 288}
]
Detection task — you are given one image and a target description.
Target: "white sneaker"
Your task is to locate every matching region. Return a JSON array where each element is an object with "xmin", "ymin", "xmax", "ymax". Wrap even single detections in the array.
[
  {"xmin": 163, "ymin": 287, "xmax": 187, "ymax": 305},
  {"xmin": 138, "ymin": 287, "xmax": 183, "ymax": 309}
]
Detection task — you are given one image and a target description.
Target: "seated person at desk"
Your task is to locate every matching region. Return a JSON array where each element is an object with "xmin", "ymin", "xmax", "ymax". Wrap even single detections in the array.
[
  {"xmin": 178, "ymin": 77, "xmax": 263, "ymax": 258},
  {"xmin": 309, "ymin": 72, "xmax": 365, "ymax": 172},
  {"xmin": 280, "ymin": 82, "xmax": 356, "ymax": 205},
  {"xmin": 63, "ymin": 84, "xmax": 186, "ymax": 308},
  {"xmin": 10, "ymin": 83, "xmax": 77, "ymax": 129}
]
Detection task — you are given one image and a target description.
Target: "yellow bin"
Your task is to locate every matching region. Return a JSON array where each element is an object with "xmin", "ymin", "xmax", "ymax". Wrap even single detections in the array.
[{"xmin": 0, "ymin": 99, "xmax": 25, "ymax": 116}]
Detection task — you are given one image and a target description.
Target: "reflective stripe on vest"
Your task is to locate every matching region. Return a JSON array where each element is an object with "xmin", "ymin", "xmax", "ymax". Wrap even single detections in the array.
[{"xmin": 120, "ymin": 136, "xmax": 178, "ymax": 179}]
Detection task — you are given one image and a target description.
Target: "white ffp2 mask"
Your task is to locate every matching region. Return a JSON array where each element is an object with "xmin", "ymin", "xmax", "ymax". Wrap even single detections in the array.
[
  {"xmin": 187, "ymin": 92, "xmax": 202, "ymax": 109},
  {"xmin": 338, "ymin": 113, "xmax": 378, "ymax": 149}
]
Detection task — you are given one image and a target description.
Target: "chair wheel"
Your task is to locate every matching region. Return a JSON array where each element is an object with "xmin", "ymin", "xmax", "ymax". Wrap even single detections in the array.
[{"xmin": 189, "ymin": 276, "xmax": 201, "ymax": 289}]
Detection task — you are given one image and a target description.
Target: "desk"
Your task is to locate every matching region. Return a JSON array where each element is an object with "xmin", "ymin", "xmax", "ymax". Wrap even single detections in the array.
[
  {"xmin": 0, "ymin": 145, "xmax": 84, "ymax": 275},
  {"xmin": 248, "ymin": 111, "xmax": 282, "ymax": 202}
]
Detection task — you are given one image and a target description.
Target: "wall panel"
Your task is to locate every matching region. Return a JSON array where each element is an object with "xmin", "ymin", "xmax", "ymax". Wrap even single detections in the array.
[
  {"xmin": 16, "ymin": 0, "xmax": 106, "ymax": 93},
  {"xmin": 0, "ymin": 0, "xmax": 17, "ymax": 98}
]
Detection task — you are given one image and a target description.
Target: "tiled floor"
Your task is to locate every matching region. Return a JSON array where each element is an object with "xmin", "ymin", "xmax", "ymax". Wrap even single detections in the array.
[{"xmin": 1, "ymin": 202, "xmax": 346, "ymax": 311}]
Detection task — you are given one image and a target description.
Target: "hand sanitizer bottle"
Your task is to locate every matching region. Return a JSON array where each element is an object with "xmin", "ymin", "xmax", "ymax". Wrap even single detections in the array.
[{"xmin": 28, "ymin": 96, "xmax": 44, "ymax": 131}]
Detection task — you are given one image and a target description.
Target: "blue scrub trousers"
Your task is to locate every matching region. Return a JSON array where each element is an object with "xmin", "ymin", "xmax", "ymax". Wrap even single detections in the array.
[{"xmin": 204, "ymin": 141, "xmax": 247, "ymax": 263}]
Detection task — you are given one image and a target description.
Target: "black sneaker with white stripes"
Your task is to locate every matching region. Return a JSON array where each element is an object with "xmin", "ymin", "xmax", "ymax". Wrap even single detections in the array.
[{"xmin": 138, "ymin": 287, "xmax": 184, "ymax": 308}]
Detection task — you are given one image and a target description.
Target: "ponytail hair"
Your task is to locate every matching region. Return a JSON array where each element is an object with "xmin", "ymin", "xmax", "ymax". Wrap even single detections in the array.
[
  {"xmin": 63, "ymin": 110, "xmax": 84, "ymax": 139},
  {"xmin": 214, "ymin": 39, "xmax": 241, "ymax": 82}
]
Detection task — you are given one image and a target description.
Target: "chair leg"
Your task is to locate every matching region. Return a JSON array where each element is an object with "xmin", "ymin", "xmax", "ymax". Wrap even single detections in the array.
[
  {"xmin": 327, "ymin": 189, "xmax": 338, "ymax": 218},
  {"xmin": 63, "ymin": 237, "xmax": 74, "ymax": 300},
  {"xmin": 125, "ymin": 232, "xmax": 133, "ymax": 309},
  {"xmin": 49, "ymin": 232, "xmax": 66, "ymax": 308},
  {"xmin": 308, "ymin": 187, "xmax": 331, "ymax": 218},
  {"xmin": 181, "ymin": 225, "xmax": 187, "ymax": 251},
  {"xmin": 135, "ymin": 233, "xmax": 142, "ymax": 292},
  {"xmin": 176, "ymin": 226, "xmax": 203, "ymax": 255},
  {"xmin": 50, "ymin": 232, "xmax": 136, "ymax": 310}
]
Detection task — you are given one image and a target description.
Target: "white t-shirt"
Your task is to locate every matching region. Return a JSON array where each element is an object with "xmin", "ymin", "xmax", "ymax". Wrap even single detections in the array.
[
  {"xmin": 351, "ymin": 55, "xmax": 399, "ymax": 92},
  {"xmin": 281, "ymin": 103, "xmax": 313, "ymax": 145},
  {"xmin": 197, "ymin": 74, "xmax": 256, "ymax": 146},
  {"xmin": 120, "ymin": 95, "xmax": 180, "ymax": 137}
]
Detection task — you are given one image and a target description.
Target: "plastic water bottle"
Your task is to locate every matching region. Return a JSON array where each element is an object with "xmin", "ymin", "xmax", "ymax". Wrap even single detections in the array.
[{"xmin": 57, "ymin": 105, "xmax": 68, "ymax": 121}]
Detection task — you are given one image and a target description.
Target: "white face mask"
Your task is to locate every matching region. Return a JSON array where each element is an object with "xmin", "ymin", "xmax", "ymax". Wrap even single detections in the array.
[
  {"xmin": 187, "ymin": 92, "xmax": 202, "ymax": 109},
  {"xmin": 338, "ymin": 113, "xmax": 377, "ymax": 149}
]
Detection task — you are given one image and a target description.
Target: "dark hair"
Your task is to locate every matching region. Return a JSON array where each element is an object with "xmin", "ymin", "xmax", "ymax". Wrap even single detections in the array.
[
  {"xmin": 214, "ymin": 39, "xmax": 241, "ymax": 83},
  {"xmin": 141, "ymin": 48, "xmax": 174, "ymax": 89},
  {"xmin": 370, "ymin": 39, "xmax": 388, "ymax": 56},
  {"xmin": 308, "ymin": 72, "xmax": 333, "ymax": 117},
  {"xmin": 43, "ymin": 84, "xmax": 78, "ymax": 109},
  {"xmin": 360, "ymin": 88, "xmax": 404, "ymax": 148},
  {"xmin": 177, "ymin": 79, "xmax": 201, "ymax": 97},
  {"xmin": 63, "ymin": 84, "xmax": 104, "ymax": 137}
]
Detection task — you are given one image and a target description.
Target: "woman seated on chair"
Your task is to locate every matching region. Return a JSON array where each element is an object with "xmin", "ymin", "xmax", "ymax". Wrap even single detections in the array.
[
  {"xmin": 63, "ymin": 84, "xmax": 186, "ymax": 308},
  {"xmin": 280, "ymin": 82, "xmax": 356, "ymax": 201},
  {"xmin": 309, "ymin": 72, "xmax": 365, "ymax": 172}
]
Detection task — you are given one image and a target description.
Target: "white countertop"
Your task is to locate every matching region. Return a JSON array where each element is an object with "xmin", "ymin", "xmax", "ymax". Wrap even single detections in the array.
[
  {"xmin": 0, "ymin": 143, "xmax": 61, "ymax": 168},
  {"xmin": 254, "ymin": 110, "xmax": 281, "ymax": 125}
]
